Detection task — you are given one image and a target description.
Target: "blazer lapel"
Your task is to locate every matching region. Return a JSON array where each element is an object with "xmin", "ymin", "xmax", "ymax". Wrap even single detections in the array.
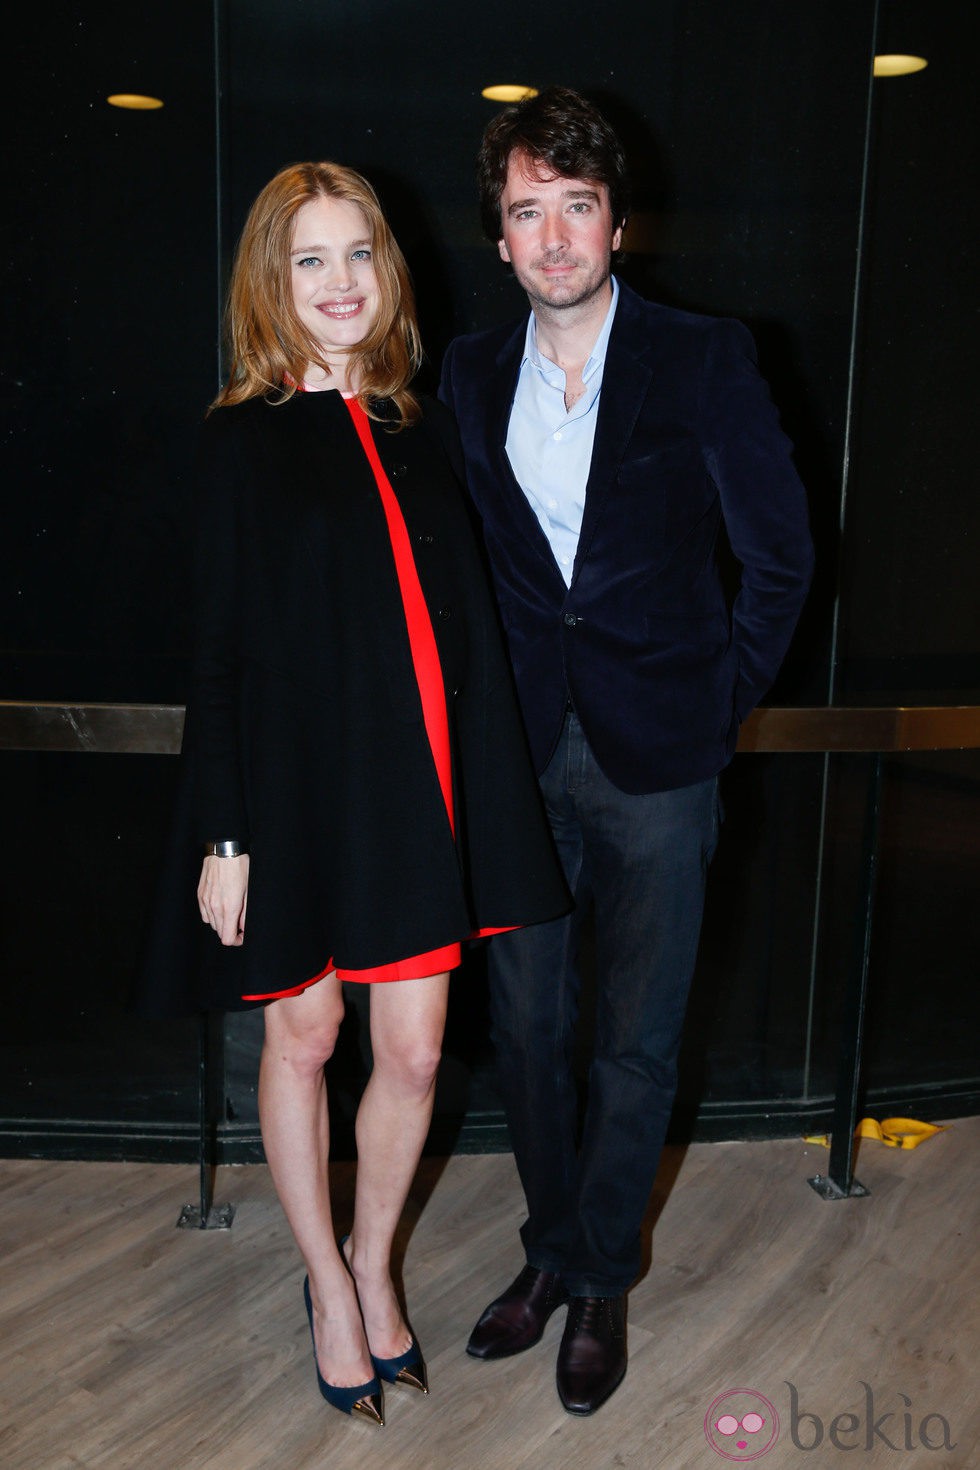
[
  {"xmin": 484, "ymin": 324, "xmax": 567, "ymax": 583},
  {"xmin": 572, "ymin": 285, "xmax": 654, "ymax": 586}
]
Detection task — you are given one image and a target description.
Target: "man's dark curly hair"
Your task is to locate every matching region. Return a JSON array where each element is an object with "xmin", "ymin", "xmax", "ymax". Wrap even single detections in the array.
[{"xmin": 477, "ymin": 86, "xmax": 630, "ymax": 244}]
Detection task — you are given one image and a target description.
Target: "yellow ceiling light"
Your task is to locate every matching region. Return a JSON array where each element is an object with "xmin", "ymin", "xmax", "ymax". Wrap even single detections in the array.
[
  {"xmin": 873, "ymin": 55, "xmax": 928, "ymax": 77},
  {"xmin": 481, "ymin": 84, "xmax": 539, "ymax": 103},
  {"xmin": 107, "ymin": 93, "xmax": 164, "ymax": 110}
]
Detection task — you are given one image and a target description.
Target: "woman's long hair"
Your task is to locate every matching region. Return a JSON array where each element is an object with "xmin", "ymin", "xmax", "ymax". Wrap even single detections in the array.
[{"xmin": 212, "ymin": 162, "xmax": 422, "ymax": 427}]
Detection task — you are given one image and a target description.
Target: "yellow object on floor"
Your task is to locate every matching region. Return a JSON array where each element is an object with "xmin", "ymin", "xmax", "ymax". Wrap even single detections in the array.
[{"xmin": 803, "ymin": 1117, "xmax": 948, "ymax": 1149}]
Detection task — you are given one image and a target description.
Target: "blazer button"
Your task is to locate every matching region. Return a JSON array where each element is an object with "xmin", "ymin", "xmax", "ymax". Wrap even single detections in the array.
[
  {"xmin": 439, "ymin": 606, "xmax": 452, "ymax": 620},
  {"xmin": 390, "ymin": 463, "xmax": 408, "ymax": 478},
  {"xmin": 563, "ymin": 612, "xmax": 579, "ymax": 628},
  {"xmin": 417, "ymin": 532, "xmax": 434, "ymax": 545}
]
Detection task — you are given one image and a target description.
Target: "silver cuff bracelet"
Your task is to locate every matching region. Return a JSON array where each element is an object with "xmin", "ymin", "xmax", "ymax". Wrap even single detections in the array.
[{"xmin": 204, "ymin": 840, "xmax": 246, "ymax": 858}]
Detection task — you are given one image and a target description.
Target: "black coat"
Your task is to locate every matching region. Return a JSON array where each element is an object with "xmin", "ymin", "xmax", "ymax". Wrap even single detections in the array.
[{"xmin": 139, "ymin": 390, "xmax": 568, "ymax": 1015}]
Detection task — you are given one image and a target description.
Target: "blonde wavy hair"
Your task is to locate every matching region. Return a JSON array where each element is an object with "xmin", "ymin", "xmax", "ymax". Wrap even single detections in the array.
[{"xmin": 212, "ymin": 162, "xmax": 422, "ymax": 427}]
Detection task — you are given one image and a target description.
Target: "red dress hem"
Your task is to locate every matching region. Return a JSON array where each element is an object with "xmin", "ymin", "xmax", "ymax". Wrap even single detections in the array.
[{"xmin": 241, "ymin": 926, "xmax": 517, "ymax": 999}]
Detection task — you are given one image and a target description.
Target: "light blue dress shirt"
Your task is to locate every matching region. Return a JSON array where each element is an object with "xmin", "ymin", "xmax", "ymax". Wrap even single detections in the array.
[{"xmin": 505, "ymin": 277, "xmax": 620, "ymax": 587}]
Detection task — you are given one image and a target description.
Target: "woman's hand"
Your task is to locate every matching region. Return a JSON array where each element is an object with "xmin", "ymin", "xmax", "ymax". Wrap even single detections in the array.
[{"xmin": 197, "ymin": 855, "xmax": 250, "ymax": 946}]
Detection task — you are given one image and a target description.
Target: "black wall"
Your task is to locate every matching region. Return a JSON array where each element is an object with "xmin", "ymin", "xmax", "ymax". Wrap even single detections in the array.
[{"xmin": 2, "ymin": 1, "xmax": 977, "ymax": 1161}]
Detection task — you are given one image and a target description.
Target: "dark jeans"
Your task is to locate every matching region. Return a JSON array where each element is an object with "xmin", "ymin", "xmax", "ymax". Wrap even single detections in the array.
[{"xmin": 489, "ymin": 711, "xmax": 720, "ymax": 1296}]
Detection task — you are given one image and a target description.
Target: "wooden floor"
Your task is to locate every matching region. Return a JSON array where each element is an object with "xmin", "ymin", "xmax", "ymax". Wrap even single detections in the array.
[{"xmin": 1, "ymin": 1120, "xmax": 977, "ymax": 1470}]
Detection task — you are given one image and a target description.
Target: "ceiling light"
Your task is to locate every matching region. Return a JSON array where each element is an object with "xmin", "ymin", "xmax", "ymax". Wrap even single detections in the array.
[
  {"xmin": 481, "ymin": 85, "xmax": 539, "ymax": 103},
  {"xmin": 107, "ymin": 94, "xmax": 164, "ymax": 110},
  {"xmin": 873, "ymin": 55, "xmax": 928, "ymax": 77}
]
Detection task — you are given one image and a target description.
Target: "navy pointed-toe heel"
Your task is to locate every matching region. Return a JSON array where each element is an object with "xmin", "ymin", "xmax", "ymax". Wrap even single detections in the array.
[
  {"xmin": 371, "ymin": 1336, "xmax": 429, "ymax": 1395},
  {"xmin": 303, "ymin": 1276, "xmax": 384, "ymax": 1424},
  {"xmin": 339, "ymin": 1236, "xmax": 428, "ymax": 1394}
]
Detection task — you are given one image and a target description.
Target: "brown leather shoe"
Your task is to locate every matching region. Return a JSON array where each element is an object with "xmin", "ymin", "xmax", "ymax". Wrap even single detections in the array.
[
  {"xmin": 466, "ymin": 1265, "xmax": 570, "ymax": 1359},
  {"xmin": 556, "ymin": 1294, "xmax": 627, "ymax": 1414}
]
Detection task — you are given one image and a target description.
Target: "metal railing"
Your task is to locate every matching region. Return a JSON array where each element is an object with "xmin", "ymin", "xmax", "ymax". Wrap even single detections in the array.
[
  {"xmin": 3, "ymin": 699, "xmax": 979, "ymax": 1214},
  {"xmin": 3, "ymin": 698, "xmax": 979, "ymax": 756}
]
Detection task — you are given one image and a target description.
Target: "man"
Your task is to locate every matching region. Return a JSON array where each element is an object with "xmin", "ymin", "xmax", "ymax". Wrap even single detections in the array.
[{"xmin": 440, "ymin": 87, "xmax": 813, "ymax": 1415}]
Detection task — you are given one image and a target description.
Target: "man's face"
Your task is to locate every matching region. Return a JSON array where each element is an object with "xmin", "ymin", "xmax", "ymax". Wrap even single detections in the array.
[{"xmin": 497, "ymin": 150, "xmax": 622, "ymax": 314}]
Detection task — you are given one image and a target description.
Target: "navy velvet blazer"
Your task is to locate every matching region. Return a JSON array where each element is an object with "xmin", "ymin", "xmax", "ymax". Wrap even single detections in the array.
[{"xmin": 440, "ymin": 279, "xmax": 815, "ymax": 794}]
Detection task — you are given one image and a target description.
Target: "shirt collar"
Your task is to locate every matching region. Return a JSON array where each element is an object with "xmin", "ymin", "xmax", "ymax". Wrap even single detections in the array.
[{"xmin": 521, "ymin": 274, "xmax": 620, "ymax": 386}]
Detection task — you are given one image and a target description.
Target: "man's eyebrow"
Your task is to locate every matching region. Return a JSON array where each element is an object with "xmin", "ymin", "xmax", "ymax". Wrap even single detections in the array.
[{"xmin": 506, "ymin": 188, "xmax": 600, "ymax": 215}]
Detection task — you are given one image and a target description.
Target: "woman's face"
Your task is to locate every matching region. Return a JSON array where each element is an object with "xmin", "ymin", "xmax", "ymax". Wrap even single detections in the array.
[{"xmin": 289, "ymin": 194, "xmax": 381, "ymax": 378}]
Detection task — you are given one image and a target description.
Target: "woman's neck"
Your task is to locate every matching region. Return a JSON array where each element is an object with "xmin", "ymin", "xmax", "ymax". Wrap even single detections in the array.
[{"xmin": 301, "ymin": 358, "xmax": 359, "ymax": 395}]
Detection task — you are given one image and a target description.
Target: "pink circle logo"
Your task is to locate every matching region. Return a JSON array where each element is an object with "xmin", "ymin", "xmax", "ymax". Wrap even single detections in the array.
[{"xmin": 704, "ymin": 1388, "xmax": 779, "ymax": 1460}]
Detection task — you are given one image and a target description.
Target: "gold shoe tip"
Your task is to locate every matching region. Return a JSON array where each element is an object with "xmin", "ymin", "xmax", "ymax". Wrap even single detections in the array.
[
  {"xmin": 352, "ymin": 1395, "xmax": 385, "ymax": 1425},
  {"xmin": 395, "ymin": 1366, "xmax": 429, "ymax": 1394}
]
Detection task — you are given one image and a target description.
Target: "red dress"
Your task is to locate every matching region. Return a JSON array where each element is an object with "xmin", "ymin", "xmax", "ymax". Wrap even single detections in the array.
[{"xmin": 243, "ymin": 395, "xmax": 512, "ymax": 999}]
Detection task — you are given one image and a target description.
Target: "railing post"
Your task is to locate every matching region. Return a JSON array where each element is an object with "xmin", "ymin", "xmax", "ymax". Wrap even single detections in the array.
[
  {"xmin": 808, "ymin": 752, "xmax": 883, "ymax": 1201},
  {"xmin": 176, "ymin": 1010, "xmax": 236, "ymax": 1229}
]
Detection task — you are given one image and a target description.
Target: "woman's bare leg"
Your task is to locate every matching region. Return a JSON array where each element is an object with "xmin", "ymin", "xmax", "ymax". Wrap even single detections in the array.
[
  {"xmin": 259, "ymin": 977, "xmax": 373, "ymax": 1388},
  {"xmin": 345, "ymin": 972, "xmax": 450, "ymax": 1358}
]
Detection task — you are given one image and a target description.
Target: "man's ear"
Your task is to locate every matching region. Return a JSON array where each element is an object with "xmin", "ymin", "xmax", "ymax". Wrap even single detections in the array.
[
  {"xmin": 612, "ymin": 223, "xmax": 624, "ymax": 252},
  {"xmin": 498, "ymin": 237, "xmax": 511, "ymax": 265}
]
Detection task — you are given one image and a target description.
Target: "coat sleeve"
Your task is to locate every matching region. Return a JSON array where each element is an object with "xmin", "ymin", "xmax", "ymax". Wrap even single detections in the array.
[
  {"xmin": 437, "ymin": 339, "xmax": 458, "ymax": 417},
  {"xmin": 184, "ymin": 413, "xmax": 249, "ymax": 844},
  {"xmin": 699, "ymin": 319, "xmax": 814, "ymax": 720},
  {"xmin": 419, "ymin": 389, "xmax": 467, "ymax": 485}
]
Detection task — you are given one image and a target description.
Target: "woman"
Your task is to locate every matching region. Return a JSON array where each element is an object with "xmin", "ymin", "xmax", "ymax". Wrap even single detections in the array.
[{"xmin": 143, "ymin": 163, "xmax": 567, "ymax": 1424}]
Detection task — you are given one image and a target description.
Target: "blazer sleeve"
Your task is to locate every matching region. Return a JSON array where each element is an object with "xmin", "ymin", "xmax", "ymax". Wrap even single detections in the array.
[
  {"xmin": 699, "ymin": 319, "xmax": 815, "ymax": 720},
  {"xmin": 184, "ymin": 413, "xmax": 249, "ymax": 844}
]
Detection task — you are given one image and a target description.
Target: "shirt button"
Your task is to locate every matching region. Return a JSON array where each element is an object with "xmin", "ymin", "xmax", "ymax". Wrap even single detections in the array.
[
  {"xmin": 563, "ymin": 612, "xmax": 579, "ymax": 628},
  {"xmin": 553, "ymin": 431, "xmax": 563, "ymax": 441},
  {"xmin": 547, "ymin": 498, "xmax": 558, "ymax": 509}
]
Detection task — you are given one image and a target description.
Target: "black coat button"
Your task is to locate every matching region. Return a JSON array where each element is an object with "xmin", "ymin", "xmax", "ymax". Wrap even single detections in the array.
[
  {"xmin": 390, "ymin": 463, "xmax": 408, "ymax": 478},
  {"xmin": 439, "ymin": 606, "xmax": 452, "ymax": 620},
  {"xmin": 563, "ymin": 612, "xmax": 579, "ymax": 628},
  {"xmin": 417, "ymin": 532, "xmax": 434, "ymax": 545}
]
